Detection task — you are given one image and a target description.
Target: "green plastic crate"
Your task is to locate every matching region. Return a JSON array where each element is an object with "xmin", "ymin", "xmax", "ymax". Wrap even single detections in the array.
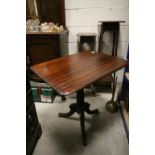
[
  {"xmin": 30, "ymin": 81, "xmax": 54, "ymax": 103},
  {"xmin": 31, "ymin": 87, "xmax": 41, "ymax": 102}
]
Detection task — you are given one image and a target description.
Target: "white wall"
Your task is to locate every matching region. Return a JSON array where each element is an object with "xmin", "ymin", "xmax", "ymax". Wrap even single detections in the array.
[{"xmin": 65, "ymin": 0, "xmax": 129, "ymax": 82}]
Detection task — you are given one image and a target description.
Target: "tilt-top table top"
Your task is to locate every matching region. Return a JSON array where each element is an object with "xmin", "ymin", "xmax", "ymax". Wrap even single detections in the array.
[{"xmin": 30, "ymin": 51, "xmax": 128, "ymax": 96}]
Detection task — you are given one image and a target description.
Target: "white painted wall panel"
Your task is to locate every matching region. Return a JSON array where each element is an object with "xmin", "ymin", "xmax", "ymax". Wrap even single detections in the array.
[
  {"xmin": 68, "ymin": 43, "xmax": 78, "ymax": 54},
  {"xmin": 117, "ymin": 42, "xmax": 129, "ymax": 58},
  {"xmin": 90, "ymin": 8, "xmax": 128, "ymax": 26},
  {"xmin": 66, "ymin": 9, "xmax": 92, "ymax": 27},
  {"xmin": 65, "ymin": 0, "xmax": 129, "ymax": 9},
  {"xmin": 68, "ymin": 26, "xmax": 98, "ymax": 42},
  {"xmin": 116, "ymin": 69, "xmax": 125, "ymax": 83},
  {"xmin": 119, "ymin": 26, "xmax": 129, "ymax": 42},
  {"xmin": 66, "ymin": 8, "xmax": 128, "ymax": 27},
  {"xmin": 91, "ymin": 0, "xmax": 129, "ymax": 8},
  {"xmin": 65, "ymin": 0, "xmax": 92, "ymax": 9}
]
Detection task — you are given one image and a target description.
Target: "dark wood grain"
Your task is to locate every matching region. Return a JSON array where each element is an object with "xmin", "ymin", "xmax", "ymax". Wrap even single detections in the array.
[{"xmin": 30, "ymin": 51, "xmax": 128, "ymax": 96}]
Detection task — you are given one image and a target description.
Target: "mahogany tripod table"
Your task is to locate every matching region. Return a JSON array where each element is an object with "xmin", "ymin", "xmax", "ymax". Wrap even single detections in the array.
[{"xmin": 31, "ymin": 51, "xmax": 127, "ymax": 146}]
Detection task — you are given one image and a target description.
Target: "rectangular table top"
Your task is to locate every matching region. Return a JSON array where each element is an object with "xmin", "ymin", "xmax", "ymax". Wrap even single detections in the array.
[{"xmin": 30, "ymin": 51, "xmax": 128, "ymax": 96}]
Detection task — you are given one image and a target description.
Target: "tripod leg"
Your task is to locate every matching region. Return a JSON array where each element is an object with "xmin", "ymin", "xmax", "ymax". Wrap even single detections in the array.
[
  {"xmin": 77, "ymin": 89, "xmax": 87, "ymax": 146},
  {"xmin": 58, "ymin": 103, "xmax": 77, "ymax": 117},
  {"xmin": 84, "ymin": 102, "xmax": 99, "ymax": 114},
  {"xmin": 61, "ymin": 95, "xmax": 66, "ymax": 101}
]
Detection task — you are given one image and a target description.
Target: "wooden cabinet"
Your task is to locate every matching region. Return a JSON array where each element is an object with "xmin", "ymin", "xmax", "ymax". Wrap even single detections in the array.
[
  {"xmin": 26, "ymin": 0, "xmax": 68, "ymax": 80},
  {"xmin": 26, "ymin": 31, "xmax": 68, "ymax": 79},
  {"xmin": 26, "ymin": 78, "xmax": 42, "ymax": 155},
  {"xmin": 26, "ymin": 0, "xmax": 66, "ymax": 26},
  {"xmin": 38, "ymin": 0, "xmax": 65, "ymax": 25}
]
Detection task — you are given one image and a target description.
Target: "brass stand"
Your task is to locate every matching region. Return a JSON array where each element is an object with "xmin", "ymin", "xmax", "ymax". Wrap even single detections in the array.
[
  {"xmin": 98, "ymin": 21, "xmax": 124, "ymax": 112},
  {"xmin": 105, "ymin": 76, "xmax": 118, "ymax": 113}
]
